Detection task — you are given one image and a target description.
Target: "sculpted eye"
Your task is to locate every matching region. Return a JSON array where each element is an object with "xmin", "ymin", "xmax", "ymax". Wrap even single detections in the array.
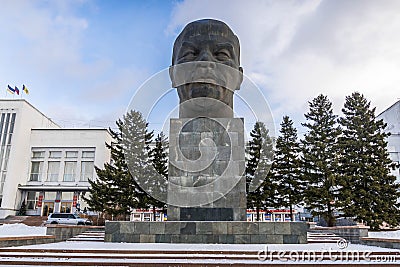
[
  {"xmin": 181, "ymin": 50, "xmax": 197, "ymax": 58},
  {"xmin": 215, "ymin": 49, "xmax": 231, "ymax": 60}
]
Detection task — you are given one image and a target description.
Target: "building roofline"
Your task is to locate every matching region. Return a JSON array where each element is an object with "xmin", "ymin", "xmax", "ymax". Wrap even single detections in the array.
[
  {"xmin": 18, "ymin": 185, "xmax": 89, "ymax": 191},
  {"xmin": 377, "ymin": 99, "xmax": 400, "ymax": 117},
  {"xmin": 31, "ymin": 127, "xmax": 113, "ymax": 136},
  {"xmin": 0, "ymin": 98, "xmax": 60, "ymax": 127},
  {"xmin": 32, "ymin": 128, "xmax": 109, "ymax": 130}
]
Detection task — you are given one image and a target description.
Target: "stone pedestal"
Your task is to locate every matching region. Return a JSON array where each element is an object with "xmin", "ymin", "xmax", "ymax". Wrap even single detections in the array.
[
  {"xmin": 105, "ymin": 221, "xmax": 308, "ymax": 244},
  {"xmin": 167, "ymin": 117, "xmax": 246, "ymax": 221}
]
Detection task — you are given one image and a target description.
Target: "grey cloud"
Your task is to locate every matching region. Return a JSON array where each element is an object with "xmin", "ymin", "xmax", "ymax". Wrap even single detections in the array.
[{"xmin": 169, "ymin": 0, "xmax": 400, "ymax": 129}]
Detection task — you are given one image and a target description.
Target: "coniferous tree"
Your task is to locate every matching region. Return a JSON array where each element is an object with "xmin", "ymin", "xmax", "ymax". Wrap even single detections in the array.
[
  {"xmin": 301, "ymin": 94, "xmax": 341, "ymax": 227},
  {"xmin": 272, "ymin": 116, "xmax": 302, "ymax": 221},
  {"xmin": 338, "ymin": 92, "xmax": 400, "ymax": 230},
  {"xmin": 84, "ymin": 110, "xmax": 154, "ymax": 220},
  {"xmin": 84, "ymin": 127, "xmax": 131, "ymax": 218},
  {"xmin": 119, "ymin": 111, "xmax": 154, "ymax": 212},
  {"xmin": 246, "ymin": 121, "xmax": 275, "ymax": 221},
  {"xmin": 147, "ymin": 132, "xmax": 168, "ymax": 220},
  {"xmin": 17, "ymin": 201, "xmax": 27, "ymax": 216}
]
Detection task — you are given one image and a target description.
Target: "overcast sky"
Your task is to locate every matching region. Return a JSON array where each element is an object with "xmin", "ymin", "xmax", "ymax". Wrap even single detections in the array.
[{"xmin": 1, "ymin": 0, "xmax": 399, "ymax": 135}]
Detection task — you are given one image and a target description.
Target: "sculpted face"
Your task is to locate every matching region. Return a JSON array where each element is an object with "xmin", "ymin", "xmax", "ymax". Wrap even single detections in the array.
[{"xmin": 170, "ymin": 19, "xmax": 243, "ymax": 118}]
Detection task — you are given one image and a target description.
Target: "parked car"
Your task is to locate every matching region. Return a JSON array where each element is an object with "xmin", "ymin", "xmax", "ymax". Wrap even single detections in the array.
[{"xmin": 46, "ymin": 213, "xmax": 92, "ymax": 225}]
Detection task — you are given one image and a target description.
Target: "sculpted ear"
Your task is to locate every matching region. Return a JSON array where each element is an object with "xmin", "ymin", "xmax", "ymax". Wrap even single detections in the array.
[
  {"xmin": 236, "ymin": 66, "xmax": 243, "ymax": 90},
  {"xmin": 169, "ymin": 65, "xmax": 176, "ymax": 88}
]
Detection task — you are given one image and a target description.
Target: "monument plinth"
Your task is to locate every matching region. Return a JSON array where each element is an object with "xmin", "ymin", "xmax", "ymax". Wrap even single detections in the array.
[
  {"xmin": 167, "ymin": 117, "xmax": 246, "ymax": 221},
  {"xmin": 105, "ymin": 19, "xmax": 308, "ymax": 244}
]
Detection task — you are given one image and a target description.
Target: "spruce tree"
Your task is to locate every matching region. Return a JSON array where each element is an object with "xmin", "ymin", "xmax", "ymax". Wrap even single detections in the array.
[
  {"xmin": 301, "ymin": 94, "xmax": 341, "ymax": 227},
  {"xmin": 84, "ymin": 110, "xmax": 154, "ymax": 220},
  {"xmin": 273, "ymin": 116, "xmax": 302, "ymax": 221},
  {"xmin": 119, "ymin": 111, "xmax": 154, "ymax": 212},
  {"xmin": 338, "ymin": 92, "xmax": 400, "ymax": 230},
  {"xmin": 84, "ymin": 127, "xmax": 132, "ymax": 219},
  {"xmin": 147, "ymin": 132, "xmax": 168, "ymax": 220},
  {"xmin": 246, "ymin": 121, "xmax": 275, "ymax": 221},
  {"xmin": 17, "ymin": 201, "xmax": 27, "ymax": 216}
]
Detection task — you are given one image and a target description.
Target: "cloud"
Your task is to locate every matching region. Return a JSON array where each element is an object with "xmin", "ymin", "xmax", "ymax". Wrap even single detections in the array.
[
  {"xmin": 168, "ymin": 0, "xmax": 400, "ymax": 131},
  {"xmin": 0, "ymin": 1, "xmax": 89, "ymax": 77},
  {"xmin": 0, "ymin": 0, "xmax": 150, "ymax": 125}
]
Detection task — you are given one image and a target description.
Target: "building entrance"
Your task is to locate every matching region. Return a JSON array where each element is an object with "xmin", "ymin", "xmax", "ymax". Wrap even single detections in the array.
[
  {"xmin": 60, "ymin": 202, "xmax": 72, "ymax": 213},
  {"xmin": 42, "ymin": 202, "xmax": 54, "ymax": 216}
]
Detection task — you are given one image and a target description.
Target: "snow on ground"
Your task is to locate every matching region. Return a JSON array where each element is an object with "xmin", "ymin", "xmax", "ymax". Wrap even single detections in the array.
[
  {"xmin": 1, "ymin": 242, "xmax": 399, "ymax": 266},
  {"xmin": 369, "ymin": 230, "xmax": 400, "ymax": 239},
  {"xmin": 0, "ymin": 223, "xmax": 47, "ymax": 237},
  {"xmin": 18, "ymin": 241, "xmax": 400, "ymax": 252}
]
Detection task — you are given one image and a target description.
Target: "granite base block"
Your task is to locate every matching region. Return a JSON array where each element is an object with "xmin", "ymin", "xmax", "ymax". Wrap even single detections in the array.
[{"xmin": 105, "ymin": 221, "xmax": 308, "ymax": 244}]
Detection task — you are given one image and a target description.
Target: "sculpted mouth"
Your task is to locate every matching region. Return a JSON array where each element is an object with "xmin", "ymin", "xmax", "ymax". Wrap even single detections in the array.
[{"xmin": 189, "ymin": 83, "xmax": 221, "ymax": 99}]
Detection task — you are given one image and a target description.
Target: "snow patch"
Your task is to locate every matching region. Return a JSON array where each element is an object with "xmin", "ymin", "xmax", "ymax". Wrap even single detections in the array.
[
  {"xmin": 368, "ymin": 230, "xmax": 400, "ymax": 239},
  {"xmin": 0, "ymin": 223, "xmax": 47, "ymax": 237}
]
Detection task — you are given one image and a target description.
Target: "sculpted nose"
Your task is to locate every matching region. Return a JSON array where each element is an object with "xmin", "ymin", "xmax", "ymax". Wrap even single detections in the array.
[
  {"xmin": 197, "ymin": 50, "xmax": 213, "ymax": 61},
  {"xmin": 196, "ymin": 50, "xmax": 216, "ymax": 71}
]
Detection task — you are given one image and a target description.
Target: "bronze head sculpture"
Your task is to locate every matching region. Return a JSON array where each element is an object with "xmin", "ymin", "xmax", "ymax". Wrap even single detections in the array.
[{"xmin": 170, "ymin": 19, "xmax": 243, "ymax": 118}]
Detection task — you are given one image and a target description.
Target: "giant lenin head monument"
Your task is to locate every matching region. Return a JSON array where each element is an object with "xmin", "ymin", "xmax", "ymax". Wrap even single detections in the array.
[
  {"xmin": 105, "ymin": 19, "xmax": 308, "ymax": 244},
  {"xmin": 168, "ymin": 19, "xmax": 246, "ymax": 221}
]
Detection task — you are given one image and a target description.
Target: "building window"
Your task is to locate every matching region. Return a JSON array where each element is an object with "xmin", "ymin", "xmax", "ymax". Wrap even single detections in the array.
[
  {"xmin": 82, "ymin": 151, "xmax": 95, "ymax": 158},
  {"xmin": 47, "ymin": 161, "xmax": 60, "ymax": 182},
  {"xmin": 66, "ymin": 151, "xmax": 78, "ymax": 158},
  {"xmin": 81, "ymin": 161, "xmax": 94, "ymax": 181},
  {"xmin": 26, "ymin": 192, "xmax": 39, "ymax": 210},
  {"xmin": 30, "ymin": 161, "xmax": 43, "ymax": 181},
  {"xmin": 61, "ymin": 192, "xmax": 74, "ymax": 200},
  {"xmin": 49, "ymin": 151, "xmax": 62, "ymax": 158},
  {"xmin": 32, "ymin": 151, "xmax": 45, "ymax": 158},
  {"xmin": 2, "ymin": 146, "xmax": 10, "ymax": 170},
  {"xmin": 45, "ymin": 192, "xmax": 57, "ymax": 200},
  {"xmin": 63, "ymin": 161, "xmax": 77, "ymax": 182}
]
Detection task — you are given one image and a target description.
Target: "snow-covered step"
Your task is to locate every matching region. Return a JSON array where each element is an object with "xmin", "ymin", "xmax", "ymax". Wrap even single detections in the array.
[
  {"xmin": 307, "ymin": 231, "xmax": 342, "ymax": 243},
  {"xmin": 67, "ymin": 230, "xmax": 105, "ymax": 242},
  {"xmin": 0, "ymin": 245, "xmax": 399, "ymax": 266}
]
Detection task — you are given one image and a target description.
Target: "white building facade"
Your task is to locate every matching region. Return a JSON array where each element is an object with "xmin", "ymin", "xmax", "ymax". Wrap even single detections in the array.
[
  {"xmin": 377, "ymin": 100, "xmax": 400, "ymax": 182},
  {"xmin": 0, "ymin": 99, "xmax": 112, "ymax": 218}
]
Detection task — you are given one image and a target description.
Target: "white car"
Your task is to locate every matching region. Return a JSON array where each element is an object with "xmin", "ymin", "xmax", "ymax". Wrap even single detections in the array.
[{"xmin": 46, "ymin": 213, "xmax": 92, "ymax": 225}]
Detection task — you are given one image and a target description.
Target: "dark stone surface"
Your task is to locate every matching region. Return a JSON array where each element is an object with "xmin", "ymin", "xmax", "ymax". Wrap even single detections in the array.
[
  {"xmin": 105, "ymin": 221, "xmax": 307, "ymax": 244},
  {"xmin": 167, "ymin": 118, "xmax": 246, "ymax": 222},
  {"xmin": 171, "ymin": 19, "xmax": 243, "ymax": 118},
  {"xmin": 165, "ymin": 222, "xmax": 180, "ymax": 234},
  {"xmin": 155, "ymin": 234, "xmax": 171, "ymax": 243},
  {"xmin": 150, "ymin": 222, "xmax": 165, "ymax": 234},
  {"xmin": 283, "ymin": 235, "xmax": 299, "ymax": 244},
  {"xmin": 134, "ymin": 222, "xmax": 150, "ymax": 234},
  {"xmin": 197, "ymin": 222, "xmax": 214, "ymax": 234},
  {"xmin": 274, "ymin": 222, "xmax": 291, "ymax": 235},
  {"xmin": 235, "ymin": 234, "xmax": 251, "ymax": 244},
  {"xmin": 266, "ymin": 234, "xmax": 284, "ymax": 244},
  {"xmin": 180, "ymin": 222, "xmax": 196, "ymax": 234},
  {"xmin": 180, "ymin": 207, "xmax": 234, "ymax": 221}
]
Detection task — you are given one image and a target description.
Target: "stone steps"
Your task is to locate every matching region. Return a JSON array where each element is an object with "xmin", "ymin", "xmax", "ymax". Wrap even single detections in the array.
[
  {"xmin": 68, "ymin": 230, "xmax": 105, "ymax": 242},
  {"xmin": 307, "ymin": 231, "xmax": 343, "ymax": 243},
  {"xmin": 0, "ymin": 247, "xmax": 399, "ymax": 266}
]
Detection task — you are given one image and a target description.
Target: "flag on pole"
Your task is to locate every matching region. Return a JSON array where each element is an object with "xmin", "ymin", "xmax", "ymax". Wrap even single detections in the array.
[
  {"xmin": 7, "ymin": 85, "xmax": 15, "ymax": 94},
  {"xmin": 14, "ymin": 86, "xmax": 20, "ymax": 95},
  {"xmin": 22, "ymin": 84, "xmax": 29, "ymax": 94}
]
